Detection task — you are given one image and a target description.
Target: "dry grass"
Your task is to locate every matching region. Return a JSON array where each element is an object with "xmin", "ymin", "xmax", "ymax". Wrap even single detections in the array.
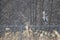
[{"xmin": 0, "ymin": 29, "xmax": 60, "ymax": 40}]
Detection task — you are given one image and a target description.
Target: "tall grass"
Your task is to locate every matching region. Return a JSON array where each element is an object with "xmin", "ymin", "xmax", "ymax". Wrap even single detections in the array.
[{"xmin": 0, "ymin": 28, "xmax": 60, "ymax": 40}]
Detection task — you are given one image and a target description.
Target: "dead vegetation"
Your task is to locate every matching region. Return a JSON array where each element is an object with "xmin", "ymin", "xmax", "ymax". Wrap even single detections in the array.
[
  {"xmin": 0, "ymin": 24, "xmax": 60, "ymax": 40},
  {"xmin": 0, "ymin": 28, "xmax": 60, "ymax": 40}
]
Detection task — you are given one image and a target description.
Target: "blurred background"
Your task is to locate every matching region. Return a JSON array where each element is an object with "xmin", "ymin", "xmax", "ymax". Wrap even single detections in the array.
[
  {"xmin": 0, "ymin": 0, "xmax": 60, "ymax": 40},
  {"xmin": 0, "ymin": 0, "xmax": 60, "ymax": 25}
]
